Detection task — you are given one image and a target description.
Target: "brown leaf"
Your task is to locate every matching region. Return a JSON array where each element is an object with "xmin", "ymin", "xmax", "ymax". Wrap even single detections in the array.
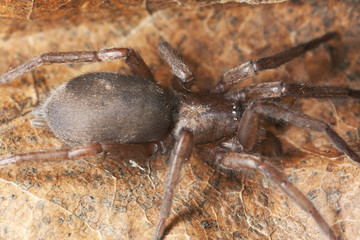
[{"xmin": 0, "ymin": 1, "xmax": 359, "ymax": 240}]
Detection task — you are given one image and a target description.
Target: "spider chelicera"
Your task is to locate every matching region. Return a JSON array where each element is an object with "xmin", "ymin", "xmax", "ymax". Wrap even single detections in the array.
[{"xmin": 0, "ymin": 32, "xmax": 359, "ymax": 240}]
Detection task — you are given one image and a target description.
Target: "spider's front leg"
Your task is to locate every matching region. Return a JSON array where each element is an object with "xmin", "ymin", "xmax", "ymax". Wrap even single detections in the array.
[
  {"xmin": 238, "ymin": 101, "xmax": 360, "ymax": 165},
  {"xmin": 213, "ymin": 32, "xmax": 338, "ymax": 93},
  {"xmin": 213, "ymin": 100, "xmax": 360, "ymax": 239},
  {"xmin": 212, "ymin": 149, "xmax": 337, "ymax": 240},
  {"xmin": 225, "ymin": 81, "xmax": 360, "ymax": 102}
]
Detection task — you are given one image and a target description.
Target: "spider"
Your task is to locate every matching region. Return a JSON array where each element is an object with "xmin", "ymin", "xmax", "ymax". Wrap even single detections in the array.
[{"xmin": 0, "ymin": 32, "xmax": 359, "ymax": 240}]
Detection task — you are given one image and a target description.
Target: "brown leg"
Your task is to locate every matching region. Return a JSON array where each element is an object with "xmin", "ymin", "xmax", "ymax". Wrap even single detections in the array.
[
  {"xmin": 158, "ymin": 42, "xmax": 194, "ymax": 92},
  {"xmin": 154, "ymin": 129, "xmax": 194, "ymax": 240},
  {"xmin": 238, "ymin": 101, "xmax": 360, "ymax": 165},
  {"xmin": 0, "ymin": 47, "xmax": 154, "ymax": 84},
  {"xmin": 225, "ymin": 81, "xmax": 360, "ymax": 102},
  {"xmin": 213, "ymin": 32, "xmax": 338, "ymax": 93},
  {"xmin": 0, "ymin": 141, "xmax": 162, "ymax": 168},
  {"xmin": 214, "ymin": 151, "xmax": 337, "ymax": 240}
]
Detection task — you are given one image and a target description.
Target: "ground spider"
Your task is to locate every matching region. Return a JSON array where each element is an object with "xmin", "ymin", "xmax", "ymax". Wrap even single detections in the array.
[{"xmin": 0, "ymin": 32, "xmax": 359, "ymax": 240}]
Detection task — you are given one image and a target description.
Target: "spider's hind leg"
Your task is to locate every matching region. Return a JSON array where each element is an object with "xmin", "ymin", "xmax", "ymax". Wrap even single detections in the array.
[
  {"xmin": 158, "ymin": 42, "xmax": 194, "ymax": 92},
  {"xmin": 0, "ymin": 47, "xmax": 154, "ymax": 85},
  {"xmin": 0, "ymin": 142, "xmax": 162, "ymax": 168}
]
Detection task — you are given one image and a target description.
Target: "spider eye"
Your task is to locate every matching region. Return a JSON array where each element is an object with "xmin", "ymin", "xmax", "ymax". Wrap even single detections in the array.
[{"xmin": 232, "ymin": 103, "xmax": 243, "ymax": 120}]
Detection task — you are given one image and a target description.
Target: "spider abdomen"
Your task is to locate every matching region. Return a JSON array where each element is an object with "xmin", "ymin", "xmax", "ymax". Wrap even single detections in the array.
[{"xmin": 38, "ymin": 72, "xmax": 172, "ymax": 145}]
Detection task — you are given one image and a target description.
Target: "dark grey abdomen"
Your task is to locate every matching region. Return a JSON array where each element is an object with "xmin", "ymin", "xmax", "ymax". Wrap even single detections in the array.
[{"xmin": 41, "ymin": 72, "xmax": 172, "ymax": 145}]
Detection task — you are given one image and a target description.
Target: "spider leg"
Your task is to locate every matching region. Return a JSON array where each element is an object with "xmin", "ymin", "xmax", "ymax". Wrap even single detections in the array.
[
  {"xmin": 0, "ymin": 141, "xmax": 164, "ymax": 168},
  {"xmin": 238, "ymin": 101, "xmax": 360, "ymax": 165},
  {"xmin": 0, "ymin": 47, "xmax": 154, "ymax": 84},
  {"xmin": 213, "ymin": 32, "xmax": 338, "ymax": 93},
  {"xmin": 225, "ymin": 81, "xmax": 360, "ymax": 102},
  {"xmin": 213, "ymin": 150, "xmax": 337, "ymax": 240},
  {"xmin": 154, "ymin": 129, "xmax": 193, "ymax": 240},
  {"xmin": 158, "ymin": 42, "xmax": 194, "ymax": 92}
]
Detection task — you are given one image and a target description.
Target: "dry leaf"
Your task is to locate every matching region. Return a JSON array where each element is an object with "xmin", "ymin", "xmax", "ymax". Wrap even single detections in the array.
[{"xmin": 0, "ymin": 1, "xmax": 359, "ymax": 240}]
